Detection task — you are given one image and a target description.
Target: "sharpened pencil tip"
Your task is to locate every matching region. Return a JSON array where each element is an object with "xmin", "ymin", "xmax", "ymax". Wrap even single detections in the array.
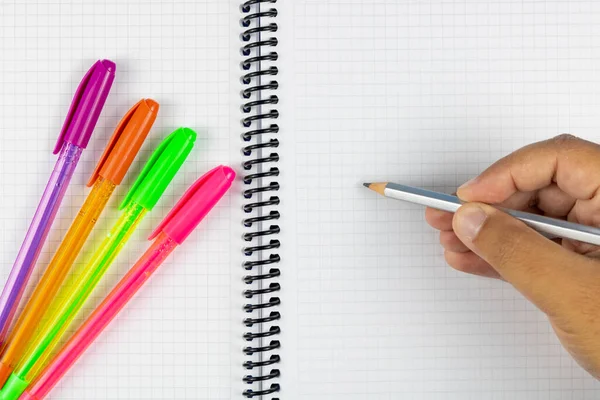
[{"xmin": 365, "ymin": 182, "xmax": 387, "ymax": 195}]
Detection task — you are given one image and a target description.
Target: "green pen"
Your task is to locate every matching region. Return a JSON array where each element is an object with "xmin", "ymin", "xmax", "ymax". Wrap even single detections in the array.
[{"xmin": 0, "ymin": 128, "xmax": 196, "ymax": 400}]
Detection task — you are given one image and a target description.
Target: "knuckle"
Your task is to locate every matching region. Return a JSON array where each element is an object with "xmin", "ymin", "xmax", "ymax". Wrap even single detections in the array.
[
  {"xmin": 552, "ymin": 133, "xmax": 580, "ymax": 147},
  {"xmin": 448, "ymin": 262, "xmax": 469, "ymax": 274},
  {"xmin": 444, "ymin": 251, "xmax": 467, "ymax": 272},
  {"xmin": 439, "ymin": 231, "xmax": 447, "ymax": 246},
  {"xmin": 439, "ymin": 231, "xmax": 456, "ymax": 248}
]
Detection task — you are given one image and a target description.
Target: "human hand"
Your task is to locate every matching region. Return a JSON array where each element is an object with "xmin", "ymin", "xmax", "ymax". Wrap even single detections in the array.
[{"xmin": 425, "ymin": 134, "xmax": 600, "ymax": 379}]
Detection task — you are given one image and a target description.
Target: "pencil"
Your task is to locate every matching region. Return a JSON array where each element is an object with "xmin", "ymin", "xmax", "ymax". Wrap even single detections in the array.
[{"xmin": 364, "ymin": 181, "xmax": 600, "ymax": 246}]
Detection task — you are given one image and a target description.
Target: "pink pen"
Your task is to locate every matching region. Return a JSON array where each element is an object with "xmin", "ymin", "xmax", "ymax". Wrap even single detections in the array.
[
  {"xmin": 0, "ymin": 60, "xmax": 115, "ymax": 345},
  {"xmin": 21, "ymin": 165, "xmax": 235, "ymax": 400}
]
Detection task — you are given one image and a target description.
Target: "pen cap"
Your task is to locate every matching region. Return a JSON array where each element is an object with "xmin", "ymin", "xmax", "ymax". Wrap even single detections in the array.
[
  {"xmin": 87, "ymin": 99, "xmax": 159, "ymax": 186},
  {"xmin": 120, "ymin": 128, "xmax": 196, "ymax": 211},
  {"xmin": 54, "ymin": 59, "xmax": 116, "ymax": 154},
  {"xmin": 149, "ymin": 165, "xmax": 236, "ymax": 244}
]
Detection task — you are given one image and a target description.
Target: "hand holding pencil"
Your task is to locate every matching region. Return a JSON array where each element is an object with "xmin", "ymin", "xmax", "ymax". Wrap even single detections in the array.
[{"xmin": 368, "ymin": 134, "xmax": 600, "ymax": 381}]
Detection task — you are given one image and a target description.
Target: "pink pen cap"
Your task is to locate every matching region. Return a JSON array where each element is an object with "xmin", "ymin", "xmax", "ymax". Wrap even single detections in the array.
[
  {"xmin": 149, "ymin": 165, "xmax": 236, "ymax": 244},
  {"xmin": 53, "ymin": 59, "xmax": 116, "ymax": 154}
]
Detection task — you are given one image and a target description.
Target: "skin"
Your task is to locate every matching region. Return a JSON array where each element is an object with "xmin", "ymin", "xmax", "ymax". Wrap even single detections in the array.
[{"xmin": 425, "ymin": 134, "xmax": 600, "ymax": 379}]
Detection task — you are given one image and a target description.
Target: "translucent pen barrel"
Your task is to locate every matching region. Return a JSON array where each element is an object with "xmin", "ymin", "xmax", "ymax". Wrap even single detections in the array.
[
  {"xmin": 14, "ymin": 202, "xmax": 147, "ymax": 383},
  {"xmin": 0, "ymin": 143, "xmax": 83, "ymax": 344},
  {"xmin": 0, "ymin": 178, "xmax": 115, "ymax": 382},
  {"xmin": 24, "ymin": 233, "xmax": 177, "ymax": 400}
]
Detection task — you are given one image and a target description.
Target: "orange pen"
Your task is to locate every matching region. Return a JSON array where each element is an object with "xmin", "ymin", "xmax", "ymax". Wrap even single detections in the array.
[{"xmin": 0, "ymin": 99, "xmax": 159, "ymax": 386}]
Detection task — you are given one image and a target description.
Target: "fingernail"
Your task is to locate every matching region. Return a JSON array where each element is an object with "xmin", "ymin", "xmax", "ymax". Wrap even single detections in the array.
[
  {"xmin": 455, "ymin": 206, "xmax": 488, "ymax": 241},
  {"xmin": 458, "ymin": 177, "xmax": 477, "ymax": 191}
]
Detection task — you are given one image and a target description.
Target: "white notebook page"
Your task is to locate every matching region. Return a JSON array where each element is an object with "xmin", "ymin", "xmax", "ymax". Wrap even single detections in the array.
[{"xmin": 277, "ymin": 1, "xmax": 600, "ymax": 399}]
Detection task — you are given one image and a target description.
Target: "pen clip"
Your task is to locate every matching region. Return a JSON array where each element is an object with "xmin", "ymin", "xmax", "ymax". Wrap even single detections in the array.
[
  {"xmin": 87, "ymin": 102, "xmax": 138, "ymax": 186},
  {"xmin": 54, "ymin": 65, "xmax": 95, "ymax": 154},
  {"xmin": 119, "ymin": 128, "xmax": 196, "ymax": 211},
  {"xmin": 87, "ymin": 99, "xmax": 158, "ymax": 187},
  {"xmin": 148, "ymin": 168, "xmax": 219, "ymax": 241},
  {"xmin": 53, "ymin": 60, "xmax": 116, "ymax": 154},
  {"xmin": 120, "ymin": 134, "xmax": 173, "ymax": 210}
]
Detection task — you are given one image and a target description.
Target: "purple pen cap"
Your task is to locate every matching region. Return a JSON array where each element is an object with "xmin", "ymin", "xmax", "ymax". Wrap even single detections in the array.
[{"xmin": 53, "ymin": 59, "xmax": 116, "ymax": 154}]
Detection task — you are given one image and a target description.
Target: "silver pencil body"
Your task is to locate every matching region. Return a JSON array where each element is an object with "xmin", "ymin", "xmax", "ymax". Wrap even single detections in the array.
[{"xmin": 383, "ymin": 182, "xmax": 600, "ymax": 246}]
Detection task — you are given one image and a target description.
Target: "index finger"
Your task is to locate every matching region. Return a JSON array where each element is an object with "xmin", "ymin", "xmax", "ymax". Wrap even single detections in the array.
[{"xmin": 457, "ymin": 135, "xmax": 600, "ymax": 203}]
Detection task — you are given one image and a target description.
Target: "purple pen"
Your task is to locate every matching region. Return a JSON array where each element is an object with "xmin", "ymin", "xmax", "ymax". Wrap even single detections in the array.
[{"xmin": 0, "ymin": 60, "xmax": 115, "ymax": 346}]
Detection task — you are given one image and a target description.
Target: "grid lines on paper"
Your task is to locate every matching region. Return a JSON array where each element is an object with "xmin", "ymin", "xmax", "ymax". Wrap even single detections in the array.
[{"xmin": 291, "ymin": 1, "xmax": 600, "ymax": 399}]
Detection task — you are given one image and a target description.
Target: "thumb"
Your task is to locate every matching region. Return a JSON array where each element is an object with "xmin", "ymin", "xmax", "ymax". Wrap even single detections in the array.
[{"xmin": 452, "ymin": 203, "xmax": 596, "ymax": 316}]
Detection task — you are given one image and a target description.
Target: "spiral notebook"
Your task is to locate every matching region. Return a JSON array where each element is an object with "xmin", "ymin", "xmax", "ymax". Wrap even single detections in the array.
[{"xmin": 2, "ymin": 0, "xmax": 600, "ymax": 399}]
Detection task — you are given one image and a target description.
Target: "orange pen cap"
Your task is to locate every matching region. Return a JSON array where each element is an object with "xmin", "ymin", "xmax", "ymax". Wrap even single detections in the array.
[{"xmin": 88, "ymin": 99, "xmax": 159, "ymax": 186}]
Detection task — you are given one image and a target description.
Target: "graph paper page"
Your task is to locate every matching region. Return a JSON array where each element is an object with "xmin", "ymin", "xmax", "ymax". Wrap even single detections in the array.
[
  {"xmin": 276, "ymin": 1, "xmax": 600, "ymax": 399},
  {"xmin": 0, "ymin": 1, "xmax": 246, "ymax": 399}
]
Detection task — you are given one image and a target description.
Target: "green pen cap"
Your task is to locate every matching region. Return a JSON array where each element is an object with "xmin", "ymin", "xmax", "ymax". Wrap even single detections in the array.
[{"xmin": 120, "ymin": 127, "xmax": 196, "ymax": 211}]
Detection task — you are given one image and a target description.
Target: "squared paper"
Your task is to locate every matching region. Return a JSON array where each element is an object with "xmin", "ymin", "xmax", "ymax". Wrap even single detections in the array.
[{"xmin": 275, "ymin": 0, "xmax": 600, "ymax": 399}]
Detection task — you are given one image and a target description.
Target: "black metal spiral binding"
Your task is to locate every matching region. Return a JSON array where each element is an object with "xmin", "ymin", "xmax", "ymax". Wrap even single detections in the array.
[{"xmin": 240, "ymin": 0, "xmax": 281, "ymax": 398}]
